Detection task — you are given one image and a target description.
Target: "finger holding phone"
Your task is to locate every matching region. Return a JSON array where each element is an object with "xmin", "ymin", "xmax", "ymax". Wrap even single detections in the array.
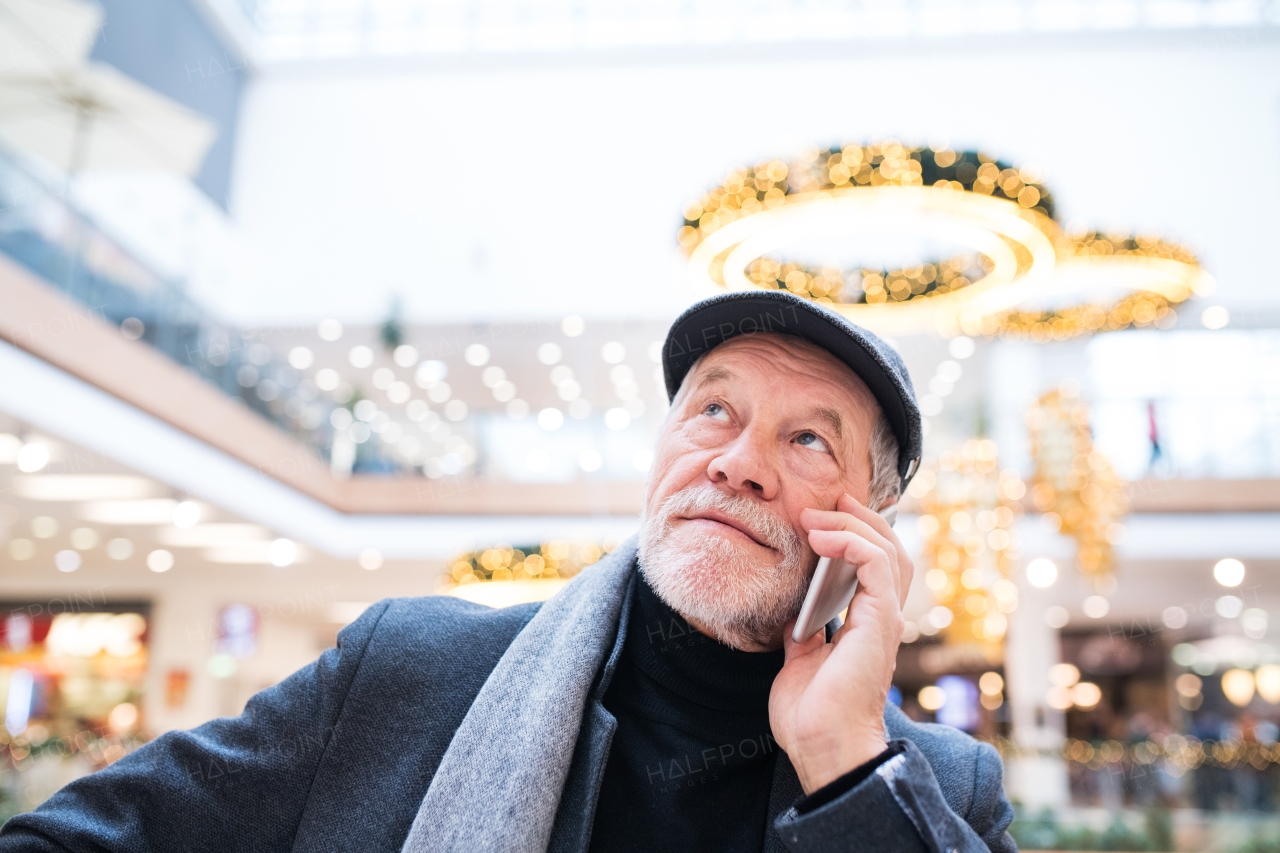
[{"xmin": 768, "ymin": 492, "xmax": 915, "ymax": 795}]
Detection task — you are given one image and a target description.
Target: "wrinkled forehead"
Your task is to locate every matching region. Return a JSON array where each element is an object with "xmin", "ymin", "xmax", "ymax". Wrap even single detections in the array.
[{"xmin": 688, "ymin": 332, "xmax": 880, "ymax": 419}]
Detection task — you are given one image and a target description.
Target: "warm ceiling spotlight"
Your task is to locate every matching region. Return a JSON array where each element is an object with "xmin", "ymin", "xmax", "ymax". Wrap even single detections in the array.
[
  {"xmin": 1071, "ymin": 682, "xmax": 1102, "ymax": 709},
  {"xmin": 393, "ymin": 345, "xmax": 418, "ymax": 368},
  {"xmin": 1175, "ymin": 673, "xmax": 1202, "ymax": 698},
  {"xmin": 537, "ymin": 343, "xmax": 562, "ymax": 365},
  {"xmin": 288, "ymin": 346, "xmax": 314, "ymax": 370},
  {"xmin": 918, "ymin": 685, "xmax": 946, "ymax": 712},
  {"xmin": 172, "ymin": 501, "xmax": 202, "ymax": 529},
  {"xmin": 1044, "ymin": 606, "xmax": 1070, "ymax": 629},
  {"xmin": 1201, "ymin": 305, "xmax": 1229, "ymax": 329},
  {"xmin": 1049, "ymin": 663, "xmax": 1080, "ymax": 688},
  {"xmin": 268, "ymin": 538, "xmax": 298, "ymax": 567},
  {"xmin": 317, "ymin": 319, "xmax": 343, "ymax": 341},
  {"xmin": 1162, "ymin": 606, "xmax": 1189, "ymax": 630},
  {"xmin": 1026, "ymin": 557, "xmax": 1058, "ymax": 588},
  {"xmin": 348, "ymin": 346, "xmax": 374, "ymax": 368},
  {"xmin": 106, "ymin": 538, "xmax": 133, "ymax": 560},
  {"xmin": 1222, "ymin": 668, "xmax": 1256, "ymax": 707},
  {"xmin": 147, "ymin": 549, "xmax": 175, "ymax": 573},
  {"xmin": 1046, "ymin": 686, "xmax": 1073, "ymax": 711},
  {"xmin": 1082, "ymin": 596, "xmax": 1110, "ymax": 619},
  {"xmin": 1256, "ymin": 665, "xmax": 1280, "ymax": 705},
  {"xmin": 561, "ymin": 315, "xmax": 585, "ymax": 337},
  {"xmin": 1214, "ymin": 558, "xmax": 1245, "ymax": 587},
  {"xmin": 53, "ymin": 550, "xmax": 81, "ymax": 573},
  {"xmin": 16, "ymin": 442, "xmax": 49, "ymax": 473},
  {"xmin": 978, "ymin": 672, "xmax": 1004, "ymax": 696}
]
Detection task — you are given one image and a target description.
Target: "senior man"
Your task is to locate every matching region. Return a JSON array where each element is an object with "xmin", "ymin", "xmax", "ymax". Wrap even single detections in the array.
[{"xmin": 0, "ymin": 291, "xmax": 1015, "ymax": 853}]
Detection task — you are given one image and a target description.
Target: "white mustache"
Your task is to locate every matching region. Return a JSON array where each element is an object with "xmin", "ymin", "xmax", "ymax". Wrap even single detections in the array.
[{"xmin": 656, "ymin": 486, "xmax": 802, "ymax": 559}]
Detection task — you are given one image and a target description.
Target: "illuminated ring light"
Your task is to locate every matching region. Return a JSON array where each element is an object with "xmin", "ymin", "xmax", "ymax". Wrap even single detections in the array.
[
  {"xmin": 680, "ymin": 142, "xmax": 1059, "ymax": 335},
  {"xmin": 680, "ymin": 143, "xmax": 1212, "ymax": 338},
  {"xmin": 973, "ymin": 232, "xmax": 1217, "ymax": 340},
  {"xmin": 689, "ymin": 186, "xmax": 1060, "ymax": 336}
]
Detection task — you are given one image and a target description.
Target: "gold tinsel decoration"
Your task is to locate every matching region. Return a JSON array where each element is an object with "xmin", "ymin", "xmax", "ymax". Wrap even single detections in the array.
[
  {"xmin": 1026, "ymin": 389, "xmax": 1129, "ymax": 588},
  {"xmin": 908, "ymin": 440, "xmax": 1026, "ymax": 649}
]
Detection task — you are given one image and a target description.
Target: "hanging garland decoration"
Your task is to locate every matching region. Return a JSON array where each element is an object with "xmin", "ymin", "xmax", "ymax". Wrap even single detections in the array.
[
  {"xmin": 905, "ymin": 440, "xmax": 1027, "ymax": 650},
  {"xmin": 1026, "ymin": 388, "xmax": 1128, "ymax": 587},
  {"xmin": 973, "ymin": 233, "xmax": 1204, "ymax": 341},
  {"xmin": 442, "ymin": 539, "xmax": 611, "ymax": 589},
  {"xmin": 678, "ymin": 142, "xmax": 1214, "ymax": 338},
  {"xmin": 678, "ymin": 142, "xmax": 1055, "ymax": 309}
]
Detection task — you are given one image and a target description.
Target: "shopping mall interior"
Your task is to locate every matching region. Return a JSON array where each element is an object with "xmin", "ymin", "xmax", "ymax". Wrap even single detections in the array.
[{"xmin": 0, "ymin": 0, "xmax": 1278, "ymax": 849}]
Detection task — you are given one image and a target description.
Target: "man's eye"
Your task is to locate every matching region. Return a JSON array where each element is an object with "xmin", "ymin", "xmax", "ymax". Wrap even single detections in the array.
[
  {"xmin": 703, "ymin": 403, "xmax": 729, "ymax": 421},
  {"xmin": 795, "ymin": 432, "xmax": 830, "ymax": 453}
]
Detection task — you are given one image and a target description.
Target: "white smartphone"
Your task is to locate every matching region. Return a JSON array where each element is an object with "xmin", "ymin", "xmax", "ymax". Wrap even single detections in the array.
[{"xmin": 791, "ymin": 505, "xmax": 898, "ymax": 644}]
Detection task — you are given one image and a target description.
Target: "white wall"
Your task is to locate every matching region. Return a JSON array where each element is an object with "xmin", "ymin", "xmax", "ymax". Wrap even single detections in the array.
[{"xmin": 225, "ymin": 31, "xmax": 1280, "ymax": 326}]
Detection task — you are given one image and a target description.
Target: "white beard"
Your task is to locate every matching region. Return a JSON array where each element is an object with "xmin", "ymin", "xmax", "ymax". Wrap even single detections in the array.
[{"xmin": 638, "ymin": 485, "xmax": 813, "ymax": 650}]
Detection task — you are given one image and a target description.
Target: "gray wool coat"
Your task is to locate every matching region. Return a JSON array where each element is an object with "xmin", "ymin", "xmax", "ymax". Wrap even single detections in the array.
[{"xmin": 0, "ymin": 537, "xmax": 1016, "ymax": 853}]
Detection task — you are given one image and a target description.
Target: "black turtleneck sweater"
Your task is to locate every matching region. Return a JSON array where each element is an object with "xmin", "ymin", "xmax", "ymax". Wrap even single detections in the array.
[{"xmin": 587, "ymin": 575, "xmax": 786, "ymax": 853}]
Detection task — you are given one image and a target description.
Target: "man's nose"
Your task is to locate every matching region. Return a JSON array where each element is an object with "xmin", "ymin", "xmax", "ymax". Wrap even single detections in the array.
[{"xmin": 706, "ymin": 425, "xmax": 778, "ymax": 500}]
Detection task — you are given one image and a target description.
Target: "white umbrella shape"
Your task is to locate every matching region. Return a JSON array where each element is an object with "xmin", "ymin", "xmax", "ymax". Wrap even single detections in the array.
[
  {"xmin": 0, "ymin": 61, "xmax": 217, "ymax": 177},
  {"xmin": 0, "ymin": 0, "xmax": 102, "ymax": 77}
]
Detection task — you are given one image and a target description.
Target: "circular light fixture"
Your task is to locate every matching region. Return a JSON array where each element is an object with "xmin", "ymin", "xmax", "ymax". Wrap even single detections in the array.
[
  {"xmin": 268, "ymin": 538, "xmax": 297, "ymax": 567},
  {"xmin": 1222, "ymin": 668, "xmax": 1256, "ymax": 707},
  {"xmin": 1049, "ymin": 663, "xmax": 1080, "ymax": 688},
  {"xmin": 16, "ymin": 442, "xmax": 49, "ymax": 473},
  {"xmin": 147, "ymin": 549, "xmax": 175, "ymax": 573},
  {"xmin": 1214, "ymin": 558, "xmax": 1245, "ymax": 587},
  {"xmin": 1044, "ymin": 606, "xmax": 1069, "ymax": 629},
  {"xmin": 1216, "ymin": 595, "xmax": 1244, "ymax": 618},
  {"xmin": 1256, "ymin": 665, "xmax": 1280, "ymax": 704},
  {"xmin": 680, "ymin": 141, "xmax": 1212, "ymax": 338},
  {"xmin": 317, "ymin": 319, "xmax": 343, "ymax": 341},
  {"xmin": 172, "ymin": 501, "xmax": 201, "ymax": 529},
  {"xmin": 1162, "ymin": 606, "xmax": 1188, "ymax": 630},
  {"xmin": 976, "ymin": 232, "xmax": 1215, "ymax": 341},
  {"xmin": 561, "ymin": 315, "xmax": 585, "ymax": 337},
  {"xmin": 1082, "ymin": 595, "xmax": 1110, "ymax": 619},
  {"xmin": 1201, "ymin": 305, "xmax": 1230, "ymax": 329},
  {"xmin": 288, "ymin": 346, "xmax": 314, "ymax": 370},
  {"xmin": 1175, "ymin": 673, "xmax": 1202, "ymax": 698},
  {"xmin": 578, "ymin": 449, "xmax": 603, "ymax": 472},
  {"xmin": 53, "ymin": 550, "xmax": 81, "ymax": 573},
  {"xmin": 393, "ymin": 345, "xmax": 418, "ymax": 367},
  {"xmin": 348, "ymin": 346, "xmax": 374, "ymax": 368},
  {"xmin": 1026, "ymin": 557, "xmax": 1058, "ymax": 588},
  {"xmin": 978, "ymin": 672, "xmax": 1004, "ymax": 695},
  {"xmin": 918, "ymin": 685, "xmax": 946, "ymax": 711},
  {"xmin": 1071, "ymin": 682, "xmax": 1102, "ymax": 709}
]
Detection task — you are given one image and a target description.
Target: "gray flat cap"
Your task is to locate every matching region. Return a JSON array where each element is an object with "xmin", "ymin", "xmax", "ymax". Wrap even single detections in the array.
[{"xmin": 661, "ymin": 290, "xmax": 922, "ymax": 490}]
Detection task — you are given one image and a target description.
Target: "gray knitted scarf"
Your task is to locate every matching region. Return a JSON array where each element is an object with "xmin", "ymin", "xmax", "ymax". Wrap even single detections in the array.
[{"xmin": 399, "ymin": 536, "xmax": 639, "ymax": 853}]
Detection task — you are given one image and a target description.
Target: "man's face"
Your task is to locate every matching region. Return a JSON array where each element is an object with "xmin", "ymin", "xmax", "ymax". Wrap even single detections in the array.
[{"xmin": 639, "ymin": 333, "xmax": 880, "ymax": 652}]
